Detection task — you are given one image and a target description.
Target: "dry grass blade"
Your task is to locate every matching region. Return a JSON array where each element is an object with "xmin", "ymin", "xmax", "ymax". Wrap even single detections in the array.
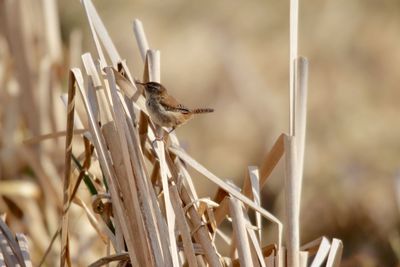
[
  {"xmin": 169, "ymin": 146, "xmax": 283, "ymax": 235},
  {"xmin": 214, "ymin": 197, "xmax": 229, "ymax": 228},
  {"xmin": 16, "ymin": 234, "xmax": 32, "ymax": 267},
  {"xmin": 83, "ymin": 54, "xmax": 114, "ymax": 126},
  {"xmin": 88, "ymin": 252, "xmax": 129, "ymax": 267},
  {"xmin": 60, "ymin": 70, "xmax": 77, "ymax": 267},
  {"xmin": 23, "ymin": 129, "xmax": 87, "ymax": 145},
  {"xmin": 154, "ymin": 142, "xmax": 179, "ymax": 266},
  {"xmin": 73, "ymin": 197, "xmax": 108, "ymax": 244},
  {"xmin": 170, "ymin": 185, "xmax": 198, "ymax": 267},
  {"xmin": 164, "ymin": 153, "xmax": 221, "ymax": 267},
  {"xmin": 83, "ymin": 0, "xmax": 121, "ymax": 65},
  {"xmin": 0, "ymin": 218, "xmax": 26, "ymax": 267},
  {"xmin": 0, "ymin": 180, "xmax": 39, "ymax": 198},
  {"xmin": 80, "ymin": 0, "xmax": 107, "ymax": 67}
]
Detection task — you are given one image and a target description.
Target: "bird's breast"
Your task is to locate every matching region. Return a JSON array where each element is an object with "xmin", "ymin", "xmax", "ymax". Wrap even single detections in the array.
[{"xmin": 146, "ymin": 98, "xmax": 193, "ymax": 128}]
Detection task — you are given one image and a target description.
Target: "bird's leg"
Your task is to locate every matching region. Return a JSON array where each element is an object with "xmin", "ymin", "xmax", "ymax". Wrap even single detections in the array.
[
  {"xmin": 151, "ymin": 127, "xmax": 176, "ymax": 147},
  {"xmin": 152, "ymin": 126, "xmax": 165, "ymax": 146},
  {"xmin": 151, "ymin": 136, "xmax": 164, "ymax": 147},
  {"xmin": 167, "ymin": 127, "xmax": 176, "ymax": 135}
]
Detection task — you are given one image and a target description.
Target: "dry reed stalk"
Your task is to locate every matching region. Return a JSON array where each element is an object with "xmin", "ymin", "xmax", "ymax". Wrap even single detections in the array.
[
  {"xmin": 164, "ymin": 153, "xmax": 221, "ymax": 266},
  {"xmin": 69, "ymin": 30, "xmax": 83, "ymax": 69},
  {"xmin": 82, "ymin": 53, "xmax": 114, "ymax": 123},
  {"xmin": 229, "ymin": 197, "xmax": 254, "ymax": 267},
  {"xmin": 83, "ymin": 0, "xmax": 121, "ymax": 66},
  {"xmin": 80, "ymin": 5, "xmax": 166, "ymax": 264},
  {"xmin": 170, "ymin": 185, "xmax": 198, "ymax": 267},
  {"xmin": 170, "ymin": 146, "xmax": 283, "ymax": 239},
  {"xmin": 289, "ymin": 0, "xmax": 299, "ymax": 136},
  {"xmin": 88, "ymin": 252, "xmax": 129, "ymax": 267},
  {"xmin": 144, "ymin": 48, "xmax": 180, "ymax": 266},
  {"xmin": 259, "ymin": 134, "xmax": 285, "ymax": 188},
  {"xmin": 0, "ymin": 218, "xmax": 27, "ymax": 267},
  {"xmin": 243, "ymin": 214, "xmax": 265, "ymax": 267},
  {"xmin": 284, "ymin": 135, "xmax": 300, "ymax": 267},
  {"xmin": 72, "ymin": 68, "xmax": 143, "ymax": 265},
  {"xmin": 241, "ymin": 166, "xmax": 262, "ymax": 241},
  {"xmin": 106, "ymin": 67, "xmax": 166, "ymax": 266},
  {"xmin": 295, "ymin": 57, "xmax": 309, "ymax": 206},
  {"xmin": 23, "ymin": 129, "xmax": 88, "ymax": 145},
  {"xmin": 133, "ymin": 19, "xmax": 150, "ymax": 61},
  {"xmin": 326, "ymin": 239, "xmax": 343, "ymax": 267},
  {"xmin": 60, "ymin": 70, "xmax": 77, "ymax": 267}
]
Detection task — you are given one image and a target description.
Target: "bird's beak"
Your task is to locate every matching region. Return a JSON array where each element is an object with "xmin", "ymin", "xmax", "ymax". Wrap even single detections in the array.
[{"xmin": 134, "ymin": 79, "xmax": 145, "ymax": 85}]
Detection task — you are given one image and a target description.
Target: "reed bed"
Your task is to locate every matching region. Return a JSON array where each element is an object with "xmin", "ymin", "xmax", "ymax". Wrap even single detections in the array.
[{"xmin": 0, "ymin": 0, "xmax": 343, "ymax": 266}]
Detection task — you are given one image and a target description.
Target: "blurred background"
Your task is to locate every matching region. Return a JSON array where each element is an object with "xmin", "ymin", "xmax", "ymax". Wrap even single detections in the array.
[{"xmin": 1, "ymin": 0, "xmax": 400, "ymax": 265}]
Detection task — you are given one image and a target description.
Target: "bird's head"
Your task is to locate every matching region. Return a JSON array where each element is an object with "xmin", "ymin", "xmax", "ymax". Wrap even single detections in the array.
[{"xmin": 135, "ymin": 81, "xmax": 165, "ymax": 97}]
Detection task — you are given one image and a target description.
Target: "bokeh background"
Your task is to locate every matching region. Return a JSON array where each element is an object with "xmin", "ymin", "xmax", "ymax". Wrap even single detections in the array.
[{"xmin": 1, "ymin": 0, "xmax": 400, "ymax": 265}]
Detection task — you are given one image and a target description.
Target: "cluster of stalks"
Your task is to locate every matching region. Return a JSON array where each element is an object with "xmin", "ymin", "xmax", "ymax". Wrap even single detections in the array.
[{"xmin": 0, "ymin": 0, "xmax": 343, "ymax": 266}]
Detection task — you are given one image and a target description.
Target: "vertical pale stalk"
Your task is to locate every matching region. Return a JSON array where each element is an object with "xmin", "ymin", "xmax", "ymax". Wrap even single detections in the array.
[
  {"xmin": 42, "ymin": 0, "xmax": 62, "ymax": 63},
  {"xmin": 80, "ymin": 0, "xmax": 107, "ymax": 68},
  {"xmin": 133, "ymin": 19, "xmax": 150, "ymax": 61},
  {"xmin": 295, "ymin": 57, "xmax": 309, "ymax": 209},
  {"xmin": 170, "ymin": 185, "xmax": 198, "ymax": 267},
  {"xmin": 147, "ymin": 50, "xmax": 161, "ymax": 83},
  {"xmin": 146, "ymin": 48, "xmax": 179, "ymax": 266},
  {"xmin": 69, "ymin": 30, "xmax": 82, "ymax": 69},
  {"xmin": 229, "ymin": 197, "xmax": 254, "ymax": 267},
  {"xmin": 284, "ymin": 135, "xmax": 299, "ymax": 267},
  {"xmin": 82, "ymin": 0, "xmax": 121, "ymax": 65},
  {"xmin": 289, "ymin": 0, "xmax": 299, "ymax": 136},
  {"xmin": 155, "ymin": 142, "xmax": 180, "ymax": 266}
]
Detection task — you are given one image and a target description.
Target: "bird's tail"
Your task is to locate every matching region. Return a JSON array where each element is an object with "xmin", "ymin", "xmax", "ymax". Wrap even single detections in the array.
[{"xmin": 192, "ymin": 108, "xmax": 214, "ymax": 114}]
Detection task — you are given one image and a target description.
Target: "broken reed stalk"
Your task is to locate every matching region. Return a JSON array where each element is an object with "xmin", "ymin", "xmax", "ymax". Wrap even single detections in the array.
[
  {"xmin": 133, "ymin": 19, "xmax": 150, "ymax": 61},
  {"xmin": 60, "ymin": 71, "xmax": 77, "ymax": 267},
  {"xmin": 229, "ymin": 197, "xmax": 254, "ymax": 267}
]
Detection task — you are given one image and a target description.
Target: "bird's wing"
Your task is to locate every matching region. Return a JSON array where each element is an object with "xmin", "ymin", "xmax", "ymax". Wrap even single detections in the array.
[{"xmin": 160, "ymin": 94, "xmax": 191, "ymax": 114}]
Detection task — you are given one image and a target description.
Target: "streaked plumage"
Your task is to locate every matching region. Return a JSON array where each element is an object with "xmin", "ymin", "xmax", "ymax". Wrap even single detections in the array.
[{"xmin": 136, "ymin": 81, "xmax": 214, "ymax": 129}]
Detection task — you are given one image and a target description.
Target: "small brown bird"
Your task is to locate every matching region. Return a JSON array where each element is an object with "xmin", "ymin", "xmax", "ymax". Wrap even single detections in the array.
[{"xmin": 136, "ymin": 81, "xmax": 214, "ymax": 134}]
